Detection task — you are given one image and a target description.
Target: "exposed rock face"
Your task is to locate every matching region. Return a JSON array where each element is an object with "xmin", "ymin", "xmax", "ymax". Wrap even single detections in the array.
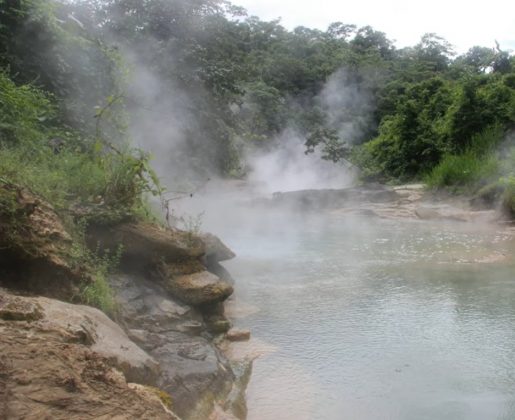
[
  {"xmin": 0, "ymin": 184, "xmax": 247, "ymax": 420},
  {"xmin": 0, "ymin": 290, "xmax": 159, "ymax": 385},
  {"xmin": 0, "ymin": 183, "xmax": 87, "ymax": 299},
  {"xmin": 89, "ymin": 222, "xmax": 205, "ymax": 265},
  {"xmin": 87, "ymin": 221, "xmax": 241, "ymax": 418},
  {"xmin": 164, "ymin": 271, "xmax": 234, "ymax": 306},
  {"xmin": 0, "ymin": 289, "xmax": 173, "ymax": 420},
  {"xmin": 265, "ymin": 185, "xmax": 400, "ymax": 211},
  {"xmin": 110, "ymin": 274, "xmax": 234, "ymax": 418},
  {"xmin": 226, "ymin": 328, "xmax": 251, "ymax": 342},
  {"xmin": 201, "ymin": 233, "xmax": 236, "ymax": 263}
]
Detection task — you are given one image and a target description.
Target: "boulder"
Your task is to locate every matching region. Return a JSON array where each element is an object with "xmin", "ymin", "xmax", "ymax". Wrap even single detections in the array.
[
  {"xmin": 0, "ymin": 183, "xmax": 87, "ymax": 299},
  {"xmin": 205, "ymin": 260, "xmax": 235, "ymax": 285},
  {"xmin": 201, "ymin": 233, "xmax": 236, "ymax": 262},
  {"xmin": 415, "ymin": 206, "xmax": 442, "ymax": 220},
  {"xmin": 0, "ymin": 289, "xmax": 173, "ymax": 420},
  {"xmin": 88, "ymin": 222, "xmax": 205, "ymax": 265},
  {"xmin": 226, "ymin": 328, "xmax": 251, "ymax": 342},
  {"xmin": 0, "ymin": 289, "xmax": 159, "ymax": 385},
  {"xmin": 164, "ymin": 271, "xmax": 233, "ymax": 306},
  {"xmin": 109, "ymin": 274, "xmax": 235, "ymax": 418}
]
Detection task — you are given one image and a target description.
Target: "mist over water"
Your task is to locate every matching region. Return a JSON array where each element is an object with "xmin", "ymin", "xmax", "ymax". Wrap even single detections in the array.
[
  {"xmin": 102, "ymin": 12, "xmax": 515, "ymax": 419},
  {"xmin": 218, "ymin": 211, "xmax": 515, "ymax": 420},
  {"xmin": 246, "ymin": 130, "xmax": 355, "ymax": 194}
]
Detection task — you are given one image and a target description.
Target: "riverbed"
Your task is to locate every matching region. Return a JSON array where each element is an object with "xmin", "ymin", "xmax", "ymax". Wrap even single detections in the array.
[{"xmin": 218, "ymin": 210, "xmax": 515, "ymax": 420}]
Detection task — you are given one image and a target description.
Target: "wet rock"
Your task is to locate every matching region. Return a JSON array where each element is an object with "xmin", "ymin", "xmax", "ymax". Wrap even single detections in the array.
[
  {"xmin": 109, "ymin": 274, "xmax": 235, "ymax": 419},
  {"xmin": 165, "ymin": 271, "xmax": 233, "ymax": 306},
  {"xmin": 201, "ymin": 233, "xmax": 236, "ymax": 263},
  {"xmin": 174, "ymin": 320, "xmax": 204, "ymax": 335},
  {"xmin": 206, "ymin": 261, "xmax": 235, "ymax": 285},
  {"xmin": 152, "ymin": 334, "xmax": 233, "ymax": 416},
  {"xmin": 226, "ymin": 329, "xmax": 250, "ymax": 342},
  {"xmin": 415, "ymin": 206, "xmax": 442, "ymax": 220},
  {"xmin": 220, "ymin": 359, "xmax": 253, "ymax": 419}
]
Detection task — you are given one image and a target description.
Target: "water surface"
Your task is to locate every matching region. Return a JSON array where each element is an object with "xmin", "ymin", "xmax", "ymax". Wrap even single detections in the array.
[{"xmin": 219, "ymin": 212, "xmax": 515, "ymax": 420}]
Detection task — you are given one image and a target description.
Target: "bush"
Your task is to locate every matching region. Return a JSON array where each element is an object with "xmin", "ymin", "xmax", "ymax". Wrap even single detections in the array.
[
  {"xmin": 468, "ymin": 124, "xmax": 504, "ymax": 155},
  {"xmin": 425, "ymin": 125, "xmax": 505, "ymax": 190},
  {"xmin": 425, "ymin": 152, "xmax": 499, "ymax": 189},
  {"xmin": 502, "ymin": 176, "xmax": 515, "ymax": 217},
  {"xmin": 0, "ymin": 70, "xmax": 57, "ymax": 146},
  {"xmin": 74, "ymin": 235, "xmax": 122, "ymax": 316},
  {"xmin": 0, "ymin": 69, "xmax": 161, "ymax": 314},
  {"xmin": 0, "ymin": 71, "xmax": 161, "ymax": 219}
]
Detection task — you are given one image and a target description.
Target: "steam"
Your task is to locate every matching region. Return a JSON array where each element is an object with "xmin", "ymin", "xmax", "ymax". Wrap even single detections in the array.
[
  {"xmin": 317, "ymin": 67, "xmax": 378, "ymax": 144},
  {"xmin": 246, "ymin": 129, "xmax": 355, "ymax": 194},
  {"xmin": 243, "ymin": 67, "xmax": 379, "ymax": 195},
  {"xmin": 122, "ymin": 46, "xmax": 216, "ymax": 188}
]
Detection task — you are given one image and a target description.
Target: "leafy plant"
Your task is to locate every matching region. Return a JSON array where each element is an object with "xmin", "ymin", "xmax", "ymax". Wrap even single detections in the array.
[
  {"xmin": 76, "ymin": 243, "xmax": 123, "ymax": 316},
  {"xmin": 425, "ymin": 153, "xmax": 499, "ymax": 190}
]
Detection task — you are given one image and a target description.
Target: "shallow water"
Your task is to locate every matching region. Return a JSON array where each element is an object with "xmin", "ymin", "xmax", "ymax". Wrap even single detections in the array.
[{"xmin": 219, "ymin": 212, "xmax": 515, "ymax": 420}]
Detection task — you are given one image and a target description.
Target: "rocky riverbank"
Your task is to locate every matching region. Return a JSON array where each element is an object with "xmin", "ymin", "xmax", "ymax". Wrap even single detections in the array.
[
  {"xmin": 0, "ymin": 184, "xmax": 251, "ymax": 420},
  {"xmin": 258, "ymin": 183, "xmax": 514, "ymax": 224}
]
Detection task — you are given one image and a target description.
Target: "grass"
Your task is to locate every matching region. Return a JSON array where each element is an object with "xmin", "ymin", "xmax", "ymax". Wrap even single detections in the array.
[
  {"xmin": 0, "ymin": 71, "xmax": 161, "ymax": 315},
  {"xmin": 424, "ymin": 125, "xmax": 515, "ymax": 219},
  {"xmin": 425, "ymin": 152, "xmax": 499, "ymax": 190},
  {"xmin": 501, "ymin": 175, "xmax": 515, "ymax": 217},
  {"xmin": 0, "ymin": 70, "xmax": 162, "ymax": 220},
  {"xmin": 425, "ymin": 125, "xmax": 507, "ymax": 192},
  {"xmin": 74, "ymin": 237, "xmax": 123, "ymax": 316},
  {"xmin": 80, "ymin": 273, "xmax": 117, "ymax": 315}
]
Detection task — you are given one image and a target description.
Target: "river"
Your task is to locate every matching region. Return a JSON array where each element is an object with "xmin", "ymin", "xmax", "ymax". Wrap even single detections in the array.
[{"xmin": 215, "ymin": 208, "xmax": 515, "ymax": 420}]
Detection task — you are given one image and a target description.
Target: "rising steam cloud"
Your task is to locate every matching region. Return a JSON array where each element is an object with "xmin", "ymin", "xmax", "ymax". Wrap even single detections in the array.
[{"xmin": 246, "ymin": 129, "xmax": 355, "ymax": 194}]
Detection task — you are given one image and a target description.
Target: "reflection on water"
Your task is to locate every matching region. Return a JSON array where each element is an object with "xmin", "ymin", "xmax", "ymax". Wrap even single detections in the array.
[{"xmin": 220, "ymin": 214, "xmax": 515, "ymax": 420}]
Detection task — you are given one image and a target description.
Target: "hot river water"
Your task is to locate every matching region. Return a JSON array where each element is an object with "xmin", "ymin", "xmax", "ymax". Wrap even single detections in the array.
[
  {"xmin": 214, "ymin": 208, "xmax": 515, "ymax": 420},
  {"xmin": 221, "ymin": 208, "xmax": 515, "ymax": 420}
]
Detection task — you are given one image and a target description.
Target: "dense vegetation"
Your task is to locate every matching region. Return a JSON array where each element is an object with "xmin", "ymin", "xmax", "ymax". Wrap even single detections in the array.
[{"xmin": 1, "ymin": 0, "xmax": 514, "ymax": 219}]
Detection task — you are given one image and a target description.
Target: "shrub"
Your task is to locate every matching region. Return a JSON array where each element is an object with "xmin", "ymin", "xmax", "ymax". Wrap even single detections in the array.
[
  {"xmin": 425, "ymin": 125, "xmax": 505, "ymax": 190},
  {"xmin": 75, "ymin": 242, "xmax": 122, "ymax": 317},
  {"xmin": 425, "ymin": 152, "xmax": 499, "ymax": 189},
  {"xmin": 502, "ymin": 176, "xmax": 515, "ymax": 217},
  {"xmin": 0, "ymin": 71, "xmax": 161, "ymax": 220}
]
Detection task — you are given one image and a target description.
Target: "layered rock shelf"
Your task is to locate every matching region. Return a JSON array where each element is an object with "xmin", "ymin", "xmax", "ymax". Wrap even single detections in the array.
[{"xmin": 0, "ymin": 184, "xmax": 250, "ymax": 420}]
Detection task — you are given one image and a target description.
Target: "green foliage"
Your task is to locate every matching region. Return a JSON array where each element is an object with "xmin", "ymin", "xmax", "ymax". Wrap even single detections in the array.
[
  {"xmin": 0, "ymin": 69, "xmax": 56, "ymax": 146},
  {"xmin": 305, "ymin": 127, "xmax": 348, "ymax": 163},
  {"xmin": 425, "ymin": 126, "xmax": 513, "ymax": 206},
  {"xmin": 425, "ymin": 153, "xmax": 499, "ymax": 190},
  {"xmin": 0, "ymin": 68, "xmax": 161, "ymax": 219},
  {"xmin": 1, "ymin": 0, "xmax": 515, "ymax": 216},
  {"xmin": 501, "ymin": 176, "xmax": 515, "ymax": 217},
  {"xmin": 0, "ymin": 181, "xmax": 24, "ymax": 245},
  {"xmin": 1, "ymin": 0, "xmax": 123, "ymax": 135},
  {"xmin": 77, "ymin": 245, "xmax": 122, "ymax": 316}
]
